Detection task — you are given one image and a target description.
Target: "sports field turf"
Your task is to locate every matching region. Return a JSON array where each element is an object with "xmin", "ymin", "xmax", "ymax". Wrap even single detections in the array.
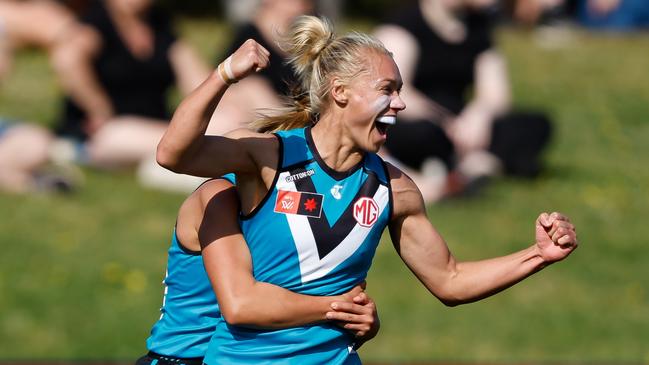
[{"xmin": 1, "ymin": 20, "xmax": 648, "ymax": 363}]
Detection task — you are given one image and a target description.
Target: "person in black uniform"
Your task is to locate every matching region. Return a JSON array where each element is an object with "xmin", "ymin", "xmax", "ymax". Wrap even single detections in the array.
[
  {"xmin": 51, "ymin": 0, "xmax": 209, "ymax": 190},
  {"xmin": 375, "ymin": 0, "xmax": 552, "ymax": 201}
]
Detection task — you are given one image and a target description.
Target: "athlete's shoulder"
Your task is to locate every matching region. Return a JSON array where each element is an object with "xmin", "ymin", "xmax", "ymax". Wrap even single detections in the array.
[
  {"xmin": 274, "ymin": 127, "xmax": 307, "ymax": 151},
  {"xmin": 364, "ymin": 153, "xmax": 391, "ymax": 184},
  {"xmin": 384, "ymin": 162, "xmax": 426, "ymax": 219},
  {"xmin": 274, "ymin": 127, "xmax": 312, "ymax": 168},
  {"xmin": 193, "ymin": 178, "xmax": 236, "ymax": 205},
  {"xmin": 384, "ymin": 161, "xmax": 413, "ymax": 185},
  {"xmin": 176, "ymin": 178, "xmax": 238, "ymax": 251}
]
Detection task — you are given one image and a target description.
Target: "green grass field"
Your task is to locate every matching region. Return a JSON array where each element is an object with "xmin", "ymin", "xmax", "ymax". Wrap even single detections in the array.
[{"xmin": 1, "ymin": 20, "xmax": 648, "ymax": 363}]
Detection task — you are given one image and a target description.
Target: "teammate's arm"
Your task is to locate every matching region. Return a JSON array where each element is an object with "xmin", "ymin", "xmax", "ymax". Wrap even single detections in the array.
[
  {"xmin": 385, "ymin": 164, "xmax": 578, "ymax": 306},
  {"xmin": 190, "ymin": 180, "xmax": 379, "ymax": 334}
]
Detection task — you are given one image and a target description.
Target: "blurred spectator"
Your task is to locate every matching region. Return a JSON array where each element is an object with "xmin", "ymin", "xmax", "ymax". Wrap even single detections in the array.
[
  {"xmin": 51, "ymin": 0, "xmax": 210, "ymax": 192},
  {"xmin": 207, "ymin": 0, "xmax": 314, "ymax": 135},
  {"xmin": 0, "ymin": 118, "xmax": 63, "ymax": 193},
  {"xmin": 504, "ymin": 0, "xmax": 649, "ymax": 30},
  {"xmin": 0, "ymin": 0, "xmax": 83, "ymax": 193},
  {"xmin": 577, "ymin": 0, "xmax": 649, "ymax": 30},
  {"xmin": 0, "ymin": 0, "xmax": 80, "ymax": 78},
  {"xmin": 374, "ymin": 0, "xmax": 553, "ymax": 202},
  {"xmin": 223, "ymin": 0, "xmax": 258, "ymax": 24},
  {"xmin": 223, "ymin": 0, "xmax": 339, "ymax": 25},
  {"xmin": 503, "ymin": 0, "xmax": 574, "ymax": 26}
]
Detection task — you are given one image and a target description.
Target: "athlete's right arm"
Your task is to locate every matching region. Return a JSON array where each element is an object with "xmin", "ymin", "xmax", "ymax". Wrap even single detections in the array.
[
  {"xmin": 188, "ymin": 180, "xmax": 378, "ymax": 335},
  {"xmin": 156, "ymin": 39, "xmax": 272, "ymax": 178}
]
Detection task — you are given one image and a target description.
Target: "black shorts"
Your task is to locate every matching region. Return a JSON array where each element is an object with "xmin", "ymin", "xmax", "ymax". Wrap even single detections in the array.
[{"xmin": 135, "ymin": 351, "xmax": 203, "ymax": 365}]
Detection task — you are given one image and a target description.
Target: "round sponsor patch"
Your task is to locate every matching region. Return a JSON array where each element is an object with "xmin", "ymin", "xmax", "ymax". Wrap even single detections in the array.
[{"xmin": 353, "ymin": 197, "xmax": 379, "ymax": 227}]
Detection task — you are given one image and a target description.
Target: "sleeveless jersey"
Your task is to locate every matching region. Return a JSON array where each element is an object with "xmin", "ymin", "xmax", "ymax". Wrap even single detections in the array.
[
  {"xmin": 146, "ymin": 176, "xmax": 235, "ymax": 358},
  {"xmin": 146, "ymin": 230, "xmax": 218, "ymax": 357},
  {"xmin": 204, "ymin": 127, "xmax": 393, "ymax": 365}
]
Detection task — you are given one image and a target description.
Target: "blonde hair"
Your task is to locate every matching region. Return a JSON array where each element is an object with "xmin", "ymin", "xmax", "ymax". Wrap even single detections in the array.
[{"xmin": 253, "ymin": 15, "xmax": 391, "ymax": 133}]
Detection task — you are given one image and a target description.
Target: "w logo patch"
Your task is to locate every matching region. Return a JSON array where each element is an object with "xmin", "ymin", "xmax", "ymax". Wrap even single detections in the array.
[{"xmin": 274, "ymin": 190, "xmax": 324, "ymax": 218}]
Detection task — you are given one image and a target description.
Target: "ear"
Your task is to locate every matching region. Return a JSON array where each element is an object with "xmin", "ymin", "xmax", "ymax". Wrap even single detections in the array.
[{"xmin": 330, "ymin": 78, "xmax": 348, "ymax": 105}]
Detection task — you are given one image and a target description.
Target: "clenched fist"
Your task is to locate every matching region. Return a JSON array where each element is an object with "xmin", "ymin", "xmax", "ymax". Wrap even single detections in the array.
[
  {"xmin": 535, "ymin": 212, "xmax": 578, "ymax": 263},
  {"xmin": 218, "ymin": 39, "xmax": 271, "ymax": 84}
]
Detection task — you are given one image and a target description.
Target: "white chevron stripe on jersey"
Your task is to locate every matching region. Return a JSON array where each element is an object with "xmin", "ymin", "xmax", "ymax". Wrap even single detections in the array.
[{"xmin": 276, "ymin": 171, "xmax": 389, "ymax": 283}]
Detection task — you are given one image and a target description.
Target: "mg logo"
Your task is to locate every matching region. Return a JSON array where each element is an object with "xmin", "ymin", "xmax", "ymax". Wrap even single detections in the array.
[{"xmin": 353, "ymin": 197, "xmax": 379, "ymax": 227}]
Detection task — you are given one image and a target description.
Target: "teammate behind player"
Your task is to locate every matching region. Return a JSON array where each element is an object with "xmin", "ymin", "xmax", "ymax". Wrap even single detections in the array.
[{"xmin": 137, "ymin": 177, "xmax": 379, "ymax": 365}]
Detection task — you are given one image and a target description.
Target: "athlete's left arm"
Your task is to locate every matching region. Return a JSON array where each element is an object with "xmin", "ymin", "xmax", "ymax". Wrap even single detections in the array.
[
  {"xmin": 198, "ymin": 181, "xmax": 379, "ymax": 336},
  {"xmin": 385, "ymin": 164, "xmax": 579, "ymax": 306}
]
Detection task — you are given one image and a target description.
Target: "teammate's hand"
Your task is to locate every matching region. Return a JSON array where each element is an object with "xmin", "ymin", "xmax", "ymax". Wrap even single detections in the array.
[
  {"xmin": 327, "ymin": 291, "xmax": 380, "ymax": 348},
  {"xmin": 222, "ymin": 39, "xmax": 271, "ymax": 82},
  {"xmin": 535, "ymin": 212, "xmax": 578, "ymax": 263},
  {"xmin": 339, "ymin": 281, "xmax": 366, "ymax": 303}
]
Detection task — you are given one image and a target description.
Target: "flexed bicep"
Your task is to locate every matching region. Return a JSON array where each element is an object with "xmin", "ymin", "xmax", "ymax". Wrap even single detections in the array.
[{"xmin": 157, "ymin": 39, "xmax": 273, "ymax": 178}]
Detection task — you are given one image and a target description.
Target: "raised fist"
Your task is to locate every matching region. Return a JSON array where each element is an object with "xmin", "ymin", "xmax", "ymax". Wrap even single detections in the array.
[
  {"xmin": 535, "ymin": 212, "xmax": 578, "ymax": 263},
  {"xmin": 218, "ymin": 39, "xmax": 270, "ymax": 84}
]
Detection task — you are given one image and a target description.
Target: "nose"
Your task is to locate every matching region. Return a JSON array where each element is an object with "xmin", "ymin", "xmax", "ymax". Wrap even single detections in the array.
[{"xmin": 390, "ymin": 93, "xmax": 406, "ymax": 112}]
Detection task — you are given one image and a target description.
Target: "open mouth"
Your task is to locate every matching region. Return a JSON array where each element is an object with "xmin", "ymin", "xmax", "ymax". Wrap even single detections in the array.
[{"xmin": 375, "ymin": 115, "xmax": 396, "ymax": 135}]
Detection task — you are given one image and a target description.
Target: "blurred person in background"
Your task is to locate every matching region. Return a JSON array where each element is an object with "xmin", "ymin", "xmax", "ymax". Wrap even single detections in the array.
[
  {"xmin": 503, "ymin": 0, "xmax": 649, "ymax": 30},
  {"xmin": 51, "ymin": 0, "xmax": 210, "ymax": 192},
  {"xmin": 577, "ymin": 0, "xmax": 649, "ymax": 30},
  {"xmin": 504, "ymin": 0, "xmax": 575, "ymax": 26},
  {"xmin": 137, "ymin": 176, "xmax": 379, "ymax": 365},
  {"xmin": 207, "ymin": 0, "xmax": 315, "ymax": 136},
  {"xmin": 374, "ymin": 0, "xmax": 553, "ymax": 202},
  {"xmin": 223, "ymin": 0, "xmax": 340, "ymax": 25},
  {"xmin": 0, "ymin": 0, "xmax": 81, "ymax": 77},
  {"xmin": 0, "ymin": 0, "xmax": 85, "ymax": 193},
  {"xmin": 0, "ymin": 117, "xmax": 66, "ymax": 193}
]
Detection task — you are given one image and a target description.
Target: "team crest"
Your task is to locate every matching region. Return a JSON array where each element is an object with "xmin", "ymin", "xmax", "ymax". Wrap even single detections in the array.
[
  {"xmin": 353, "ymin": 197, "xmax": 379, "ymax": 227},
  {"xmin": 274, "ymin": 190, "xmax": 324, "ymax": 218}
]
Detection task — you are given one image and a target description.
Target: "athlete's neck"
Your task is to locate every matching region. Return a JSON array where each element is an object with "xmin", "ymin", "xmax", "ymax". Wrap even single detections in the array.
[{"xmin": 311, "ymin": 119, "xmax": 364, "ymax": 173}]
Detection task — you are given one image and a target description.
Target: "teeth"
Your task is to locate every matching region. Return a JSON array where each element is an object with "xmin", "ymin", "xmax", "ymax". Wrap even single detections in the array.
[{"xmin": 376, "ymin": 115, "xmax": 396, "ymax": 125}]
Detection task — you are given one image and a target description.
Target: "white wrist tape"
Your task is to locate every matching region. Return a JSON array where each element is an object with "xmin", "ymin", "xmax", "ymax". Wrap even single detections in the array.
[{"xmin": 224, "ymin": 56, "xmax": 236, "ymax": 82}]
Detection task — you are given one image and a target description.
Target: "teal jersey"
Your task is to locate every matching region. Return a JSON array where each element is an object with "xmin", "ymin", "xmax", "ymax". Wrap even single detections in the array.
[
  {"xmin": 205, "ymin": 128, "xmax": 392, "ymax": 364},
  {"xmin": 146, "ymin": 231, "xmax": 218, "ymax": 357},
  {"xmin": 146, "ymin": 175, "xmax": 235, "ymax": 358}
]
